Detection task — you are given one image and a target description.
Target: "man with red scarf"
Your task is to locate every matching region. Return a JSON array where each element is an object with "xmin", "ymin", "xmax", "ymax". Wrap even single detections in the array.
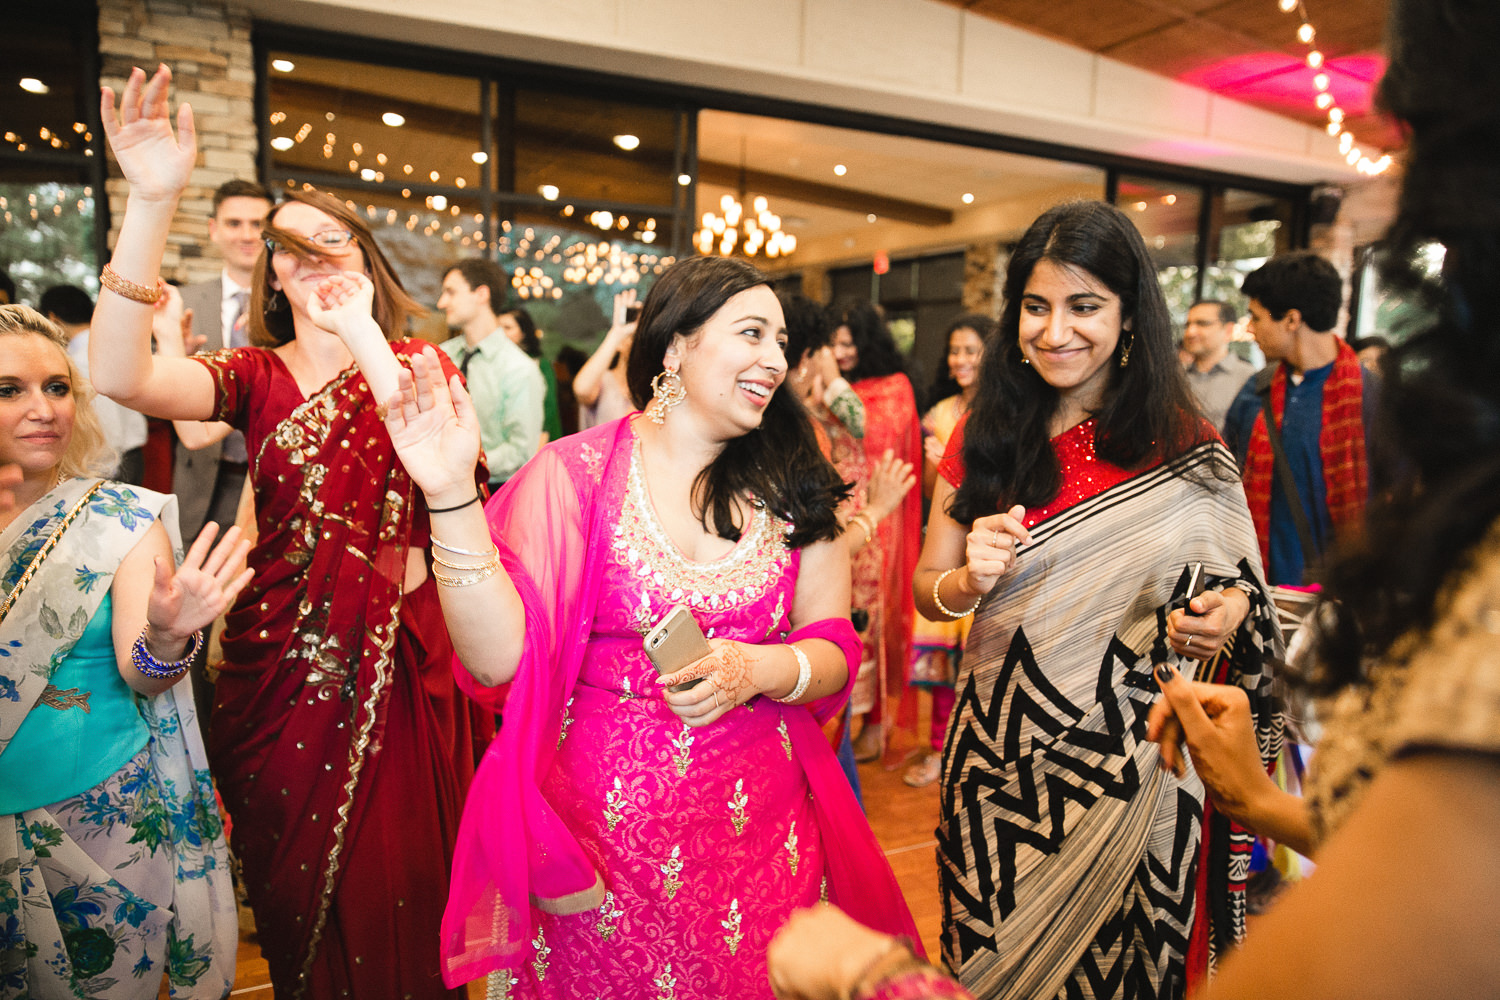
[{"xmin": 1223, "ymin": 251, "xmax": 1375, "ymax": 586}]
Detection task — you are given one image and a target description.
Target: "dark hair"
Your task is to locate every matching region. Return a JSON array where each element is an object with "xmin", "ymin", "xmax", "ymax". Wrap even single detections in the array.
[
  {"xmin": 442, "ymin": 256, "xmax": 504, "ymax": 317},
  {"xmin": 1240, "ymin": 251, "xmax": 1343, "ymax": 333},
  {"xmin": 1349, "ymin": 334, "xmax": 1391, "ymax": 355},
  {"xmin": 213, "ymin": 178, "xmax": 272, "ymax": 215},
  {"xmin": 949, "ymin": 201, "xmax": 1212, "ymax": 523},
  {"xmin": 0, "ymin": 268, "xmax": 14, "ymax": 305},
  {"xmin": 38, "ymin": 284, "xmax": 94, "ymax": 326},
  {"xmin": 926, "ymin": 313, "xmax": 997, "ymax": 406},
  {"xmin": 498, "ymin": 305, "xmax": 543, "ymax": 359},
  {"xmin": 626, "ymin": 256, "xmax": 847, "ymax": 548},
  {"xmin": 779, "ymin": 294, "xmax": 834, "ymax": 368},
  {"xmin": 1314, "ymin": 0, "xmax": 1500, "ymax": 693},
  {"xmin": 1190, "ymin": 299, "xmax": 1238, "ymax": 326},
  {"xmin": 835, "ymin": 300, "xmax": 907, "ymax": 382},
  {"xmin": 250, "ymin": 188, "xmax": 425, "ymax": 346}
]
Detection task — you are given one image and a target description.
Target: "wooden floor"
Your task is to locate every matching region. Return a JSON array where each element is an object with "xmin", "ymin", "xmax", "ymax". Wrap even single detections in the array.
[{"xmin": 197, "ymin": 722, "xmax": 945, "ymax": 997}]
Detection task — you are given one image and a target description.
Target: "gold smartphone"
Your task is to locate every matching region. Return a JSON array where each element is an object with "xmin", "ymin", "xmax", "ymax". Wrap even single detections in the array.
[{"xmin": 643, "ymin": 605, "xmax": 711, "ymax": 692}]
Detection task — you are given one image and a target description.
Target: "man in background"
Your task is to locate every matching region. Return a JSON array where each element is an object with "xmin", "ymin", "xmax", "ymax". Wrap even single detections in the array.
[
  {"xmin": 1181, "ymin": 299, "xmax": 1256, "ymax": 430},
  {"xmin": 174, "ymin": 179, "xmax": 272, "ymax": 541},
  {"xmin": 39, "ymin": 284, "xmax": 148, "ymax": 483},
  {"xmin": 436, "ymin": 259, "xmax": 545, "ymax": 488},
  {"xmin": 1223, "ymin": 252, "xmax": 1374, "ymax": 587}
]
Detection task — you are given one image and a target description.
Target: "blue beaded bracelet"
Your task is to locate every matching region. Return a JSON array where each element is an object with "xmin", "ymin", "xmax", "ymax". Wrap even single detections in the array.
[{"xmin": 131, "ymin": 627, "xmax": 203, "ymax": 680}]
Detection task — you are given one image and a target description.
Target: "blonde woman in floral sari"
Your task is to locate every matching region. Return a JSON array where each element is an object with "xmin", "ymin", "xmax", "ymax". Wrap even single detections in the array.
[{"xmin": 0, "ymin": 304, "xmax": 248, "ymax": 998}]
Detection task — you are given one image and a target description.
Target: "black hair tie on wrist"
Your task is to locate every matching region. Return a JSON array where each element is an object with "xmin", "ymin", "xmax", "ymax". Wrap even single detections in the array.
[{"xmin": 428, "ymin": 493, "xmax": 481, "ymax": 514}]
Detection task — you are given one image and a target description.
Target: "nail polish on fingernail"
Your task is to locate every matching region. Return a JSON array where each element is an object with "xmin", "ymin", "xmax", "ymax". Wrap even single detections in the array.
[{"xmin": 1154, "ymin": 662, "xmax": 1174, "ymax": 683}]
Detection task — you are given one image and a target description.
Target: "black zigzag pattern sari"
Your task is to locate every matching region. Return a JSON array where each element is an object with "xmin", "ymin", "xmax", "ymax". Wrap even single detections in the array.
[{"xmin": 938, "ymin": 442, "xmax": 1282, "ymax": 1000}]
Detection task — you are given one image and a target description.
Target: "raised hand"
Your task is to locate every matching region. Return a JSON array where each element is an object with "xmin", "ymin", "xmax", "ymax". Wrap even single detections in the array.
[
  {"xmin": 146, "ymin": 523, "xmax": 253, "ymax": 643},
  {"xmin": 380, "ymin": 346, "xmax": 483, "ymax": 505},
  {"xmin": 100, "ymin": 64, "xmax": 196, "ymax": 203},
  {"xmin": 963, "ymin": 504, "xmax": 1031, "ymax": 596},
  {"xmin": 306, "ymin": 271, "xmax": 377, "ymax": 341},
  {"xmin": 865, "ymin": 449, "xmax": 916, "ymax": 522}
]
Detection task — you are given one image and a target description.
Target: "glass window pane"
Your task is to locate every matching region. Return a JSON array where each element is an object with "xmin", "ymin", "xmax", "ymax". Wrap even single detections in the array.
[
  {"xmin": 0, "ymin": 179, "xmax": 99, "ymax": 306},
  {"xmin": 1116, "ymin": 175, "xmax": 1202, "ymax": 324},
  {"xmin": 512, "ymin": 91, "xmax": 679, "ymax": 207},
  {"xmin": 266, "ymin": 54, "xmax": 485, "ymax": 192},
  {"xmin": 1204, "ymin": 187, "xmax": 1297, "ymax": 316}
]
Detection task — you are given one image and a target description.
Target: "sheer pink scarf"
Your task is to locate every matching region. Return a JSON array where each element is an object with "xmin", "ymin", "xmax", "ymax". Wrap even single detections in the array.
[{"xmin": 441, "ymin": 418, "xmax": 918, "ymax": 986}]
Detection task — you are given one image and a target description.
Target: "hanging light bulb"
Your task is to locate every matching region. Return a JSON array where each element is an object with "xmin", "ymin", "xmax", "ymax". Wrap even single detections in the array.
[
  {"xmin": 1297, "ymin": 22, "xmax": 1315, "ymax": 43},
  {"xmin": 1306, "ymin": 50, "xmax": 1323, "ymax": 68},
  {"xmin": 1278, "ymin": 0, "xmax": 1298, "ymax": 11}
]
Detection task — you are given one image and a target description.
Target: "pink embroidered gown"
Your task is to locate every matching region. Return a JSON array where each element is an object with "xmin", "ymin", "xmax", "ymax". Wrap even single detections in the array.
[{"xmin": 504, "ymin": 441, "xmax": 824, "ymax": 998}]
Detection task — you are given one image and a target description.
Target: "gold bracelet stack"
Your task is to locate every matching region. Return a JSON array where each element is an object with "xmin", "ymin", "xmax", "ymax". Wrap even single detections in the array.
[
  {"xmin": 932, "ymin": 566, "xmax": 981, "ymax": 619},
  {"xmin": 431, "ymin": 534, "xmax": 502, "ymax": 587},
  {"xmin": 99, "ymin": 263, "xmax": 164, "ymax": 304}
]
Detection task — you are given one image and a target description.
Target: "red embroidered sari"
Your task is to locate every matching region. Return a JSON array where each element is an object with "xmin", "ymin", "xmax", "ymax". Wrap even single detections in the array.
[
  {"xmin": 850, "ymin": 373, "xmax": 922, "ymax": 730},
  {"xmin": 196, "ymin": 344, "xmax": 488, "ymax": 999}
]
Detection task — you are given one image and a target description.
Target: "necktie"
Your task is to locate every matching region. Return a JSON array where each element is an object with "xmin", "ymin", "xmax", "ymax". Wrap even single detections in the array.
[
  {"xmin": 460, "ymin": 347, "xmax": 477, "ymax": 380},
  {"xmin": 228, "ymin": 289, "xmax": 249, "ymax": 349}
]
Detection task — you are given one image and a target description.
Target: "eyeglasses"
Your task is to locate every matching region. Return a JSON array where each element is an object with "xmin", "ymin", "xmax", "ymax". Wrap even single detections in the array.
[{"xmin": 263, "ymin": 229, "xmax": 356, "ymax": 254}]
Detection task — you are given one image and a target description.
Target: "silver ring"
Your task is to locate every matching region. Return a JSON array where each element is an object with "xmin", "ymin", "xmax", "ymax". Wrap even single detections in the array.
[
  {"xmin": 992, "ymin": 529, "xmax": 1001, "ymax": 548},
  {"xmin": 1185, "ymin": 634, "xmax": 1194, "ymax": 649},
  {"xmin": 712, "ymin": 686, "xmax": 722, "ymax": 711}
]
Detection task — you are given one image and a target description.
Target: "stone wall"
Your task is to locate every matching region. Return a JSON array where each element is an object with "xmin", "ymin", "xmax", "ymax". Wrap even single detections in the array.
[
  {"xmin": 98, "ymin": 0, "xmax": 256, "ymax": 284},
  {"xmin": 962, "ymin": 241, "xmax": 1005, "ymax": 317}
]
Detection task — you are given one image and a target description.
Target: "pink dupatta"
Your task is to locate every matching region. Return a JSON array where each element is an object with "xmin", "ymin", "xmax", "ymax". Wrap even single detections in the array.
[{"xmin": 441, "ymin": 417, "xmax": 918, "ymax": 986}]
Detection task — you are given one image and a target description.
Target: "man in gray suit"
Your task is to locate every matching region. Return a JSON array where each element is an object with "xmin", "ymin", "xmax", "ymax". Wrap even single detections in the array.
[{"xmin": 175, "ymin": 179, "xmax": 272, "ymax": 541}]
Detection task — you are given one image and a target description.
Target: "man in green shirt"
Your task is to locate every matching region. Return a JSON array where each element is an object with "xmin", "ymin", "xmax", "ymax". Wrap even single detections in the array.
[{"xmin": 437, "ymin": 259, "xmax": 545, "ymax": 486}]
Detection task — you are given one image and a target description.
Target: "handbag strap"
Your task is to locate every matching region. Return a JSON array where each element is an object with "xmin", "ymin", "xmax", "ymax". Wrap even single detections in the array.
[
  {"xmin": 1256, "ymin": 368, "xmax": 1322, "ymax": 575},
  {"xmin": 0, "ymin": 480, "xmax": 106, "ymax": 629}
]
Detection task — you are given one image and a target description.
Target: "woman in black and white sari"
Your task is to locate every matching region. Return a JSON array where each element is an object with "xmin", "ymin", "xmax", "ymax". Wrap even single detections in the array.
[{"xmin": 913, "ymin": 201, "xmax": 1281, "ymax": 1000}]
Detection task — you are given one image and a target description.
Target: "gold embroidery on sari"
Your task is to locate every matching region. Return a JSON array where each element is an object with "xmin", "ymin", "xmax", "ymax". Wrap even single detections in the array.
[
  {"xmin": 670, "ymin": 725, "xmax": 694, "ymax": 777},
  {"xmin": 728, "ymin": 778, "xmax": 748, "ymax": 835},
  {"xmin": 39, "ymin": 684, "xmax": 90, "ymax": 712},
  {"xmin": 531, "ymin": 925, "xmax": 550, "ymax": 981},
  {"xmin": 784, "ymin": 820, "xmax": 800, "ymax": 876},
  {"xmin": 660, "ymin": 845, "xmax": 684, "ymax": 899},
  {"xmin": 485, "ymin": 970, "xmax": 518, "ymax": 1000},
  {"xmin": 603, "ymin": 777, "xmax": 625, "ymax": 832},
  {"xmin": 652, "ymin": 963, "xmax": 677, "ymax": 1000},
  {"xmin": 595, "ymin": 891, "xmax": 623, "ymax": 941},
  {"xmin": 721, "ymin": 899, "xmax": 744, "ymax": 955},
  {"xmin": 778, "ymin": 716, "xmax": 792, "ymax": 759}
]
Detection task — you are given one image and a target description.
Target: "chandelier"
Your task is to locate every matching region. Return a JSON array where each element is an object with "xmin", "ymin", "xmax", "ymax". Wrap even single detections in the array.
[{"xmin": 696, "ymin": 140, "xmax": 797, "ymax": 258}]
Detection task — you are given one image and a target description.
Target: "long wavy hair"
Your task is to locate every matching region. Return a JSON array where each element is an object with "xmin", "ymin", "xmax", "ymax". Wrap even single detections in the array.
[
  {"xmin": 1313, "ymin": 0, "xmax": 1500, "ymax": 693},
  {"xmin": 835, "ymin": 300, "xmax": 909, "ymax": 383},
  {"xmin": 498, "ymin": 305, "xmax": 544, "ymax": 359},
  {"xmin": 0, "ymin": 305, "xmax": 111, "ymax": 479},
  {"xmin": 926, "ymin": 313, "xmax": 997, "ymax": 408},
  {"xmin": 626, "ymin": 257, "xmax": 847, "ymax": 548},
  {"xmin": 949, "ymin": 201, "xmax": 1211, "ymax": 523},
  {"xmin": 250, "ymin": 188, "xmax": 425, "ymax": 346}
]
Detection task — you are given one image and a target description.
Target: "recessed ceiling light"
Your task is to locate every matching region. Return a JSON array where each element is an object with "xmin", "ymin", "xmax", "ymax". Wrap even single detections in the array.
[
  {"xmin": 19, "ymin": 78, "xmax": 48, "ymax": 95},
  {"xmin": 382, "ymin": 112, "xmax": 405, "ymax": 127},
  {"xmin": 961, "ymin": 193, "xmax": 975, "ymax": 204},
  {"xmin": 834, "ymin": 164, "xmax": 847, "ymax": 176},
  {"xmin": 613, "ymin": 134, "xmax": 640, "ymax": 151},
  {"xmin": 472, "ymin": 151, "xmax": 489, "ymax": 164},
  {"xmin": 271, "ymin": 59, "xmax": 295, "ymax": 73},
  {"xmin": 677, "ymin": 174, "xmax": 691, "ymax": 186},
  {"xmin": 866, "ymin": 213, "xmax": 877, "ymax": 223},
  {"xmin": 270, "ymin": 136, "xmax": 294, "ymax": 151}
]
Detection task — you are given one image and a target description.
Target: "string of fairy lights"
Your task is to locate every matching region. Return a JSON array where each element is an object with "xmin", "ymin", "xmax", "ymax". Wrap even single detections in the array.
[{"xmin": 1277, "ymin": 0, "xmax": 1392, "ymax": 176}]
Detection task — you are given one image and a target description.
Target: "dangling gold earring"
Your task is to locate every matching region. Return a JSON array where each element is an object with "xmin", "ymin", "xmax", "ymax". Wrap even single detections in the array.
[
  {"xmin": 647, "ymin": 367, "xmax": 686, "ymax": 424},
  {"xmin": 1119, "ymin": 335, "xmax": 1133, "ymax": 368}
]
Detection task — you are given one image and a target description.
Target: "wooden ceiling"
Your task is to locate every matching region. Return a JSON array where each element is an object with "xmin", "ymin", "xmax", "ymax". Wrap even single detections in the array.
[{"xmin": 936, "ymin": 0, "xmax": 1400, "ymax": 150}]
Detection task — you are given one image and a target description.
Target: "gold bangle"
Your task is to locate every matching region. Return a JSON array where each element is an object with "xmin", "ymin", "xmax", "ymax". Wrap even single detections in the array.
[
  {"xmin": 431, "ymin": 549, "xmax": 500, "ymax": 571},
  {"xmin": 932, "ymin": 566, "xmax": 980, "ymax": 619},
  {"xmin": 99, "ymin": 263, "xmax": 164, "ymax": 304},
  {"xmin": 848, "ymin": 511, "xmax": 874, "ymax": 547},
  {"xmin": 433, "ymin": 563, "xmax": 499, "ymax": 587}
]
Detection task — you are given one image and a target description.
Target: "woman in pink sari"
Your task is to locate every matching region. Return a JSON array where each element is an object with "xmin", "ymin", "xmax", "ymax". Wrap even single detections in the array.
[{"xmin": 380, "ymin": 256, "xmax": 919, "ymax": 997}]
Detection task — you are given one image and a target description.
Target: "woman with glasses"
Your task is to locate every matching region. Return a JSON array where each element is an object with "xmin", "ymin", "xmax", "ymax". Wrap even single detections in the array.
[{"xmin": 91, "ymin": 66, "xmax": 487, "ymax": 1000}]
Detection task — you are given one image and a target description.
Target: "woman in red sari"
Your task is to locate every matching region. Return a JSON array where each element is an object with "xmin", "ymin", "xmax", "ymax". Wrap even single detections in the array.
[
  {"xmin": 92, "ymin": 66, "xmax": 486, "ymax": 999},
  {"xmin": 831, "ymin": 301, "xmax": 921, "ymax": 761}
]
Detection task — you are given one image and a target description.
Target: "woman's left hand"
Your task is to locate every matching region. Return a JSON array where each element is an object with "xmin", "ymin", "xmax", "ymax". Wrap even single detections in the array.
[
  {"xmin": 146, "ymin": 523, "xmax": 254, "ymax": 643},
  {"xmin": 306, "ymin": 271, "xmax": 377, "ymax": 340},
  {"xmin": 658, "ymin": 638, "xmax": 779, "ymax": 727},
  {"xmin": 1167, "ymin": 586, "xmax": 1250, "ymax": 662}
]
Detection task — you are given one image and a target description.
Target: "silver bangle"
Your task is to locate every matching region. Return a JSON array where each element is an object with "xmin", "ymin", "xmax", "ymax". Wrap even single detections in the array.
[
  {"xmin": 773, "ymin": 643, "xmax": 813, "ymax": 703},
  {"xmin": 932, "ymin": 566, "xmax": 981, "ymax": 619},
  {"xmin": 430, "ymin": 535, "xmax": 494, "ymax": 558}
]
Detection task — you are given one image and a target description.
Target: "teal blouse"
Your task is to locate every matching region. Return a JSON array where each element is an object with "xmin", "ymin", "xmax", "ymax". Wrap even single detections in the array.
[{"xmin": 0, "ymin": 591, "xmax": 148, "ymax": 813}]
